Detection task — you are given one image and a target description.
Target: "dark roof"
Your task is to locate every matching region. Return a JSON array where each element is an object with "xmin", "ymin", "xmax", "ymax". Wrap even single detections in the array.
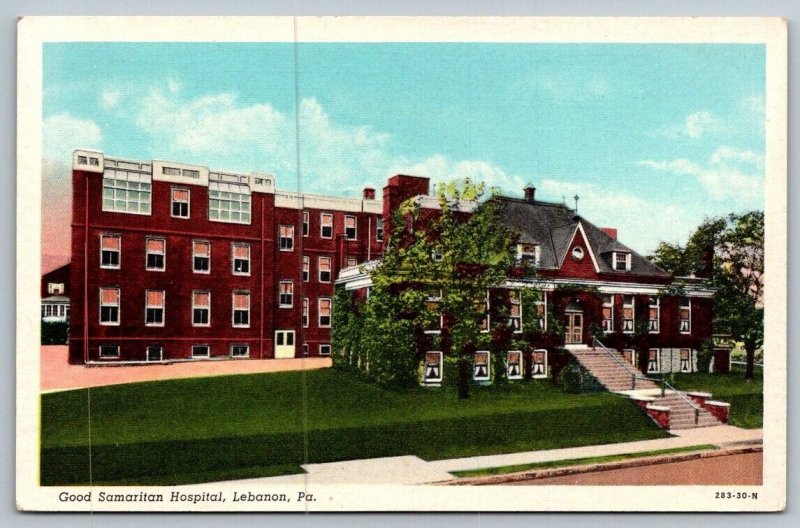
[{"xmin": 496, "ymin": 196, "xmax": 670, "ymax": 278}]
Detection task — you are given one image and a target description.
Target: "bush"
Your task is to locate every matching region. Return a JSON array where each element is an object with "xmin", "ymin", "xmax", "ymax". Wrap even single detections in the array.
[
  {"xmin": 697, "ymin": 338, "xmax": 715, "ymax": 374},
  {"xmin": 559, "ymin": 360, "xmax": 604, "ymax": 394},
  {"xmin": 41, "ymin": 322, "xmax": 69, "ymax": 345}
]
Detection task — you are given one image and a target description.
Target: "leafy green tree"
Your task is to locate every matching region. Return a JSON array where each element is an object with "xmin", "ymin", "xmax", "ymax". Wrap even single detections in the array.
[
  {"xmin": 369, "ymin": 179, "xmax": 517, "ymax": 398},
  {"xmin": 650, "ymin": 212, "xmax": 764, "ymax": 380}
]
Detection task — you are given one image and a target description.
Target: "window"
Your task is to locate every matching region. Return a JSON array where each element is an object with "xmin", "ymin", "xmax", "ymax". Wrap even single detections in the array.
[
  {"xmin": 232, "ymin": 243, "xmax": 251, "ymax": 275},
  {"xmin": 679, "ymin": 298, "xmax": 691, "ymax": 334},
  {"xmin": 376, "ymin": 217, "xmax": 384, "ymax": 242},
  {"xmin": 231, "ymin": 344, "xmax": 250, "ymax": 358},
  {"xmin": 145, "ymin": 290, "xmax": 165, "ymax": 326},
  {"xmin": 516, "ymin": 243, "xmax": 540, "ymax": 266},
  {"xmin": 302, "ymin": 256, "xmax": 310, "ymax": 282},
  {"xmin": 146, "ymin": 345, "xmax": 163, "ymax": 362},
  {"xmin": 192, "ymin": 291, "xmax": 210, "ymax": 327},
  {"xmin": 89, "ymin": 156, "xmax": 100, "ymax": 166},
  {"xmin": 279, "ymin": 225, "xmax": 294, "ymax": 251},
  {"xmin": 171, "ymin": 188, "xmax": 190, "ymax": 218},
  {"xmin": 477, "ymin": 292, "xmax": 489, "ymax": 333},
  {"xmin": 302, "ymin": 343, "xmax": 309, "ymax": 357},
  {"xmin": 232, "ymin": 291, "xmax": 250, "ymax": 327},
  {"xmin": 99, "ymin": 345, "xmax": 119, "ymax": 358},
  {"xmin": 647, "ymin": 349, "xmax": 660, "ymax": 373},
  {"xmin": 431, "ymin": 250, "xmax": 443, "ymax": 262},
  {"xmin": 622, "ymin": 295, "xmax": 635, "ymax": 333},
  {"xmin": 680, "ymin": 349, "xmax": 692, "ymax": 373},
  {"xmin": 344, "ymin": 215, "xmax": 357, "ymax": 240},
  {"xmin": 77, "ymin": 155, "xmax": 88, "ymax": 165},
  {"xmin": 572, "ymin": 246, "xmax": 584, "ymax": 261},
  {"xmin": 99, "ymin": 287, "xmax": 120, "ymax": 325},
  {"xmin": 192, "ymin": 240, "xmax": 211, "ymax": 273},
  {"xmin": 145, "ymin": 237, "xmax": 166, "ymax": 271},
  {"xmin": 613, "ymin": 251, "xmax": 631, "ymax": 271},
  {"xmin": 423, "ymin": 351, "xmax": 443, "ymax": 384},
  {"xmin": 319, "ymin": 344, "xmax": 331, "ymax": 356},
  {"xmin": 48, "ymin": 283, "xmax": 65, "ymax": 295},
  {"xmin": 102, "ymin": 169, "xmax": 152, "ymax": 215},
  {"xmin": 318, "ymin": 256, "xmax": 332, "ymax": 283},
  {"xmin": 532, "ymin": 349, "xmax": 548, "ymax": 378},
  {"xmin": 318, "ymin": 297, "xmax": 332, "ymax": 327},
  {"xmin": 602, "ymin": 295, "xmax": 614, "ymax": 333},
  {"xmin": 623, "ymin": 349, "xmax": 637, "ymax": 366},
  {"xmin": 192, "ymin": 345, "xmax": 210, "ymax": 358},
  {"xmin": 509, "ymin": 290, "xmax": 522, "ymax": 333},
  {"xmin": 346, "ymin": 257, "xmax": 357, "ymax": 268},
  {"xmin": 279, "ymin": 282, "xmax": 293, "ymax": 308},
  {"xmin": 534, "ymin": 291, "xmax": 547, "ymax": 330},
  {"xmin": 424, "ymin": 292, "xmax": 442, "ymax": 334},
  {"xmin": 302, "ymin": 211, "xmax": 309, "ymax": 237},
  {"xmin": 648, "ymin": 297, "xmax": 660, "ymax": 333},
  {"xmin": 474, "ymin": 351, "xmax": 490, "ymax": 381},
  {"xmin": 507, "ymin": 351, "xmax": 522, "ymax": 379},
  {"xmin": 100, "ymin": 234, "xmax": 121, "ymax": 269},
  {"xmin": 302, "ymin": 298, "xmax": 309, "ymax": 327},
  {"xmin": 320, "ymin": 213, "xmax": 333, "ymax": 238},
  {"xmin": 208, "ymin": 181, "xmax": 251, "ymax": 224}
]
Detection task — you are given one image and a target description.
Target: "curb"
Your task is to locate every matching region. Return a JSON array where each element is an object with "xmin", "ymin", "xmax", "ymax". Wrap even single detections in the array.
[{"xmin": 441, "ymin": 444, "xmax": 762, "ymax": 486}]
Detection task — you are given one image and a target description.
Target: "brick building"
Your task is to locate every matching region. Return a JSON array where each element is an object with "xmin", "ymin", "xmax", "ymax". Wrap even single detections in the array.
[{"xmin": 68, "ymin": 149, "xmax": 383, "ymax": 364}]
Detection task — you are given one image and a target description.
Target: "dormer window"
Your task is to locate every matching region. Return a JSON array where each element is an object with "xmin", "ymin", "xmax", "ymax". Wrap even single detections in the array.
[
  {"xmin": 517, "ymin": 243, "xmax": 540, "ymax": 266},
  {"xmin": 613, "ymin": 251, "xmax": 631, "ymax": 271}
]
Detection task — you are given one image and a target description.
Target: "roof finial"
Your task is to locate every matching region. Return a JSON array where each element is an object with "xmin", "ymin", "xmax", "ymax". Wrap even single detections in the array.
[{"xmin": 574, "ymin": 194, "xmax": 580, "ymax": 213}]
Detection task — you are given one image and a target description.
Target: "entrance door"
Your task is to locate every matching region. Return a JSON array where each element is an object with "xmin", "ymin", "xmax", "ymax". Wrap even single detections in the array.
[
  {"xmin": 565, "ymin": 312, "xmax": 583, "ymax": 344},
  {"xmin": 274, "ymin": 330, "xmax": 296, "ymax": 359}
]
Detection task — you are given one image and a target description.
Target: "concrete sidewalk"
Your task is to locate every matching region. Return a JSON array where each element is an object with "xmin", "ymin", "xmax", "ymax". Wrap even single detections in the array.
[{"xmin": 207, "ymin": 425, "xmax": 761, "ymax": 486}]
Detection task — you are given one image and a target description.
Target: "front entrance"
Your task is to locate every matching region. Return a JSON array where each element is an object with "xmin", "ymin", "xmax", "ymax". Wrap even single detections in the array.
[
  {"xmin": 565, "ymin": 311, "xmax": 583, "ymax": 344},
  {"xmin": 274, "ymin": 330, "xmax": 296, "ymax": 359}
]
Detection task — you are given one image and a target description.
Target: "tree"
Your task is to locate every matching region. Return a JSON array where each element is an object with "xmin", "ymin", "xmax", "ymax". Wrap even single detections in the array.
[
  {"xmin": 650, "ymin": 212, "xmax": 764, "ymax": 380},
  {"xmin": 369, "ymin": 179, "xmax": 517, "ymax": 398}
]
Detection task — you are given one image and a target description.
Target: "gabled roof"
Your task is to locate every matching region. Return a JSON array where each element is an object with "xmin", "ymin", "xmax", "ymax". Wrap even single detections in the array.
[{"xmin": 495, "ymin": 196, "xmax": 670, "ymax": 279}]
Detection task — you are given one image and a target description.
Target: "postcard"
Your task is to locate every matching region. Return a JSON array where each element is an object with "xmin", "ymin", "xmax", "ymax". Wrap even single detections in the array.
[{"xmin": 17, "ymin": 16, "xmax": 786, "ymax": 512}]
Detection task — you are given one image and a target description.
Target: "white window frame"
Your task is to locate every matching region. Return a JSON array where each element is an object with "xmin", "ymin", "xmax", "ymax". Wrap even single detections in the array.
[
  {"xmin": 376, "ymin": 217, "xmax": 384, "ymax": 242},
  {"xmin": 208, "ymin": 182, "xmax": 251, "ymax": 224},
  {"xmin": 506, "ymin": 350, "xmax": 523, "ymax": 380},
  {"xmin": 647, "ymin": 348, "xmax": 661, "ymax": 374},
  {"xmin": 478, "ymin": 290, "xmax": 490, "ymax": 333},
  {"xmin": 602, "ymin": 294, "xmax": 614, "ymax": 333},
  {"xmin": 192, "ymin": 240, "xmax": 211, "ymax": 274},
  {"xmin": 319, "ymin": 344, "xmax": 331, "ymax": 356},
  {"xmin": 279, "ymin": 281, "xmax": 294, "ymax": 309},
  {"xmin": 318, "ymin": 297, "xmax": 332, "ymax": 328},
  {"xmin": 532, "ymin": 349, "xmax": 548, "ymax": 379},
  {"xmin": 144, "ymin": 289, "xmax": 165, "ymax": 327},
  {"xmin": 613, "ymin": 251, "xmax": 632, "ymax": 271},
  {"xmin": 680, "ymin": 348, "xmax": 692, "ymax": 373},
  {"xmin": 102, "ymin": 169, "xmax": 152, "ymax": 215},
  {"xmin": 279, "ymin": 224, "xmax": 295, "ymax": 251},
  {"xmin": 346, "ymin": 257, "xmax": 358, "ymax": 268},
  {"xmin": 230, "ymin": 343, "xmax": 250, "ymax": 358},
  {"xmin": 302, "ymin": 211, "xmax": 309, "ymax": 237},
  {"xmin": 424, "ymin": 291, "xmax": 443, "ymax": 335},
  {"xmin": 48, "ymin": 283, "xmax": 65, "ymax": 295},
  {"xmin": 100, "ymin": 233, "xmax": 121, "ymax": 270},
  {"xmin": 170, "ymin": 186, "xmax": 190, "ymax": 219},
  {"xmin": 145, "ymin": 345, "xmax": 163, "ymax": 362},
  {"xmin": 302, "ymin": 255, "xmax": 310, "ymax": 282},
  {"xmin": 509, "ymin": 290, "xmax": 522, "ymax": 333},
  {"xmin": 99, "ymin": 345, "xmax": 120, "ymax": 359},
  {"xmin": 422, "ymin": 351, "xmax": 443, "ymax": 385},
  {"xmin": 679, "ymin": 298, "xmax": 692, "ymax": 334},
  {"xmin": 344, "ymin": 215, "xmax": 357, "ymax": 240},
  {"xmin": 516, "ymin": 243, "xmax": 540, "ymax": 266},
  {"xmin": 534, "ymin": 291, "xmax": 547, "ymax": 331},
  {"xmin": 192, "ymin": 290, "xmax": 211, "ymax": 327},
  {"xmin": 232, "ymin": 291, "xmax": 251, "ymax": 328},
  {"xmin": 302, "ymin": 297, "xmax": 309, "ymax": 328},
  {"xmin": 302, "ymin": 343, "xmax": 309, "ymax": 357},
  {"xmin": 622, "ymin": 295, "xmax": 635, "ymax": 334},
  {"xmin": 318, "ymin": 256, "xmax": 332, "ymax": 283},
  {"xmin": 145, "ymin": 236, "xmax": 166, "ymax": 272},
  {"xmin": 231, "ymin": 243, "xmax": 251, "ymax": 276},
  {"xmin": 192, "ymin": 344, "xmax": 210, "ymax": 358},
  {"xmin": 99, "ymin": 287, "xmax": 120, "ymax": 326},
  {"xmin": 473, "ymin": 351, "xmax": 491, "ymax": 381},
  {"xmin": 648, "ymin": 297, "xmax": 660, "ymax": 334},
  {"xmin": 320, "ymin": 212, "xmax": 333, "ymax": 239}
]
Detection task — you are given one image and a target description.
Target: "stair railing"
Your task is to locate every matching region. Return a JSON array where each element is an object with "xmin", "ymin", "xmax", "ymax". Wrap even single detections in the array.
[{"xmin": 591, "ymin": 337, "xmax": 702, "ymax": 425}]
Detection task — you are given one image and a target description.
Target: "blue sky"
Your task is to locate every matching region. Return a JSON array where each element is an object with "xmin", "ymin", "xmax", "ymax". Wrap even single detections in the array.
[{"xmin": 42, "ymin": 42, "xmax": 765, "ymax": 258}]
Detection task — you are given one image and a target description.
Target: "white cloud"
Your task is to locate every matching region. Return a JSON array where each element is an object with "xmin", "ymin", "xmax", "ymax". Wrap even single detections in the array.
[
  {"xmin": 387, "ymin": 154, "xmax": 527, "ymax": 196},
  {"xmin": 100, "ymin": 89, "xmax": 121, "ymax": 110},
  {"xmin": 738, "ymin": 95, "xmax": 765, "ymax": 115},
  {"xmin": 167, "ymin": 78, "xmax": 181, "ymax": 94},
  {"xmin": 636, "ymin": 146, "xmax": 763, "ymax": 204},
  {"xmin": 657, "ymin": 110, "xmax": 722, "ymax": 140},
  {"xmin": 42, "ymin": 113, "xmax": 102, "ymax": 160}
]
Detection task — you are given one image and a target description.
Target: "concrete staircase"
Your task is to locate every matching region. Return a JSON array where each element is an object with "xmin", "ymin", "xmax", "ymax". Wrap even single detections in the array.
[
  {"xmin": 570, "ymin": 348, "xmax": 659, "ymax": 391},
  {"xmin": 570, "ymin": 347, "xmax": 723, "ymax": 430}
]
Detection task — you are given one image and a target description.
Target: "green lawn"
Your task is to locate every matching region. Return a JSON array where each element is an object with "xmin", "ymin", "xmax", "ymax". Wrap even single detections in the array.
[
  {"xmin": 669, "ymin": 366, "xmax": 763, "ymax": 429},
  {"xmin": 41, "ymin": 368, "xmax": 670, "ymax": 486}
]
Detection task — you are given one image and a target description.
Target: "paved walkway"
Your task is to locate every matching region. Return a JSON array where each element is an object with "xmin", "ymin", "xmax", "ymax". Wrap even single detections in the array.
[
  {"xmin": 208, "ymin": 425, "xmax": 761, "ymax": 486},
  {"xmin": 40, "ymin": 345, "xmax": 332, "ymax": 392}
]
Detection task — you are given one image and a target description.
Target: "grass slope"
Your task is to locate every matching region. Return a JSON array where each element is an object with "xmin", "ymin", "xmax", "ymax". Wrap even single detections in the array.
[
  {"xmin": 41, "ymin": 369, "xmax": 669, "ymax": 485},
  {"xmin": 669, "ymin": 367, "xmax": 763, "ymax": 429}
]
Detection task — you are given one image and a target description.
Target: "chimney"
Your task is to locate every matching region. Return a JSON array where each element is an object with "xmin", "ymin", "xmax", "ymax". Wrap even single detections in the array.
[
  {"xmin": 363, "ymin": 187, "xmax": 376, "ymax": 200},
  {"xmin": 524, "ymin": 186, "xmax": 536, "ymax": 203},
  {"xmin": 600, "ymin": 227, "xmax": 617, "ymax": 240}
]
